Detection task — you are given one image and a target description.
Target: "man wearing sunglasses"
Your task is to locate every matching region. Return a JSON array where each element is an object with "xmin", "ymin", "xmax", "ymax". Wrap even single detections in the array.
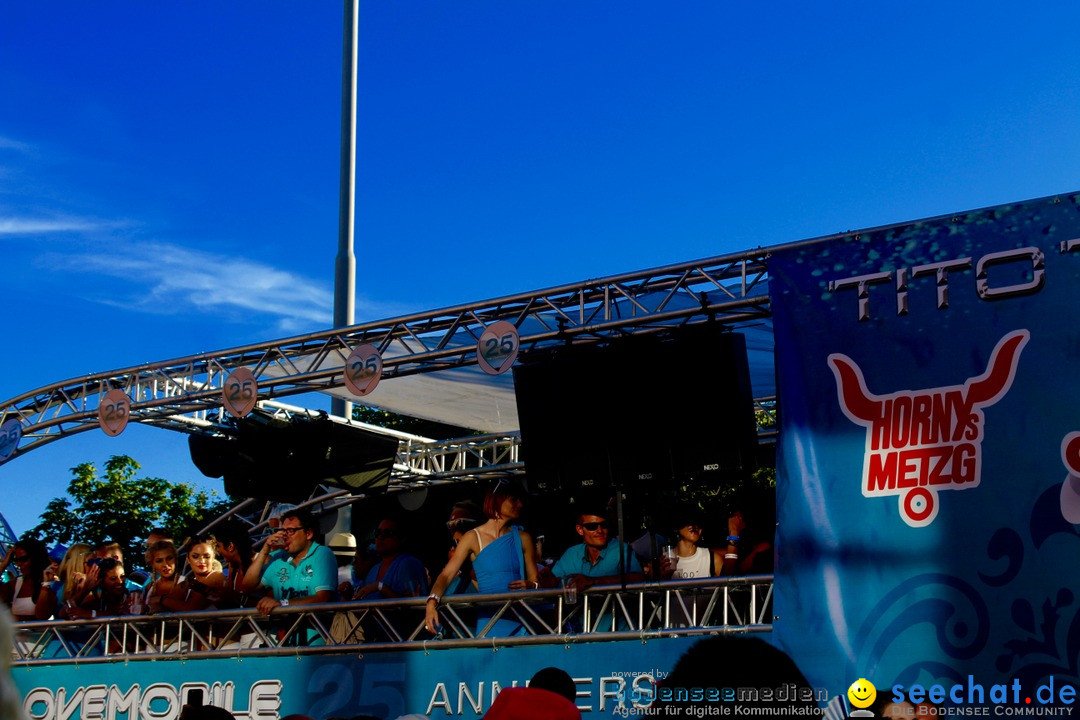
[
  {"xmin": 241, "ymin": 509, "xmax": 337, "ymax": 616},
  {"xmin": 552, "ymin": 507, "xmax": 643, "ymax": 595}
]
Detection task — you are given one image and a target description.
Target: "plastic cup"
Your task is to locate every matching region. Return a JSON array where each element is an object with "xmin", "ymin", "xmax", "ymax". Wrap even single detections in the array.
[{"xmin": 563, "ymin": 581, "xmax": 578, "ymax": 605}]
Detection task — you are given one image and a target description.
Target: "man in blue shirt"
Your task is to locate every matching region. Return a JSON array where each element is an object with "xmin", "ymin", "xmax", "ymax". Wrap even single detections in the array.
[
  {"xmin": 242, "ymin": 509, "xmax": 337, "ymax": 616},
  {"xmin": 552, "ymin": 508, "xmax": 644, "ymax": 593},
  {"xmin": 349, "ymin": 517, "xmax": 429, "ymax": 600}
]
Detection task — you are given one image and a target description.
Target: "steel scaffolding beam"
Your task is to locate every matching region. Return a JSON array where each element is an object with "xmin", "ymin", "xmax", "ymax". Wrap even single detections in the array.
[{"xmin": 0, "ymin": 250, "xmax": 770, "ymax": 465}]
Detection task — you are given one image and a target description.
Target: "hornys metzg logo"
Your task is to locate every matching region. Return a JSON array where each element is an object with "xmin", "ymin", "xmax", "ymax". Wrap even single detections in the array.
[{"xmin": 828, "ymin": 330, "xmax": 1029, "ymax": 527}]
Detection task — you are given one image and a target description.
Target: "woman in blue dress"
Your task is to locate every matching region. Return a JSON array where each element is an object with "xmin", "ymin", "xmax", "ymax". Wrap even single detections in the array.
[{"xmin": 425, "ymin": 481, "xmax": 539, "ymax": 636}]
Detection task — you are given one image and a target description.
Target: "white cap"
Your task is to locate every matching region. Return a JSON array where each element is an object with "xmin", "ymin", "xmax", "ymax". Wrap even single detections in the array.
[{"xmin": 328, "ymin": 532, "xmax": 357, "ymax": 558}]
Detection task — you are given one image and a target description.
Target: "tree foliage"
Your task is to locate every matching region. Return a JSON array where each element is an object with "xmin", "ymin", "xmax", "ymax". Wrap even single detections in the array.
[{"xmin": 26, "ymin": 455, "xmax": 229, "ymax": 570}]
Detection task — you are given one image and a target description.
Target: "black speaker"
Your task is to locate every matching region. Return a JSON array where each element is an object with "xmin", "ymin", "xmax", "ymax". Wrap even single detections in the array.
[
  {"xmin": 191, "ymin": 414, "xmax": 399, "ymax": 503},
  {"xmin": 662, "ymin": 325, "xmax": 758, "ymax": 484},
  {"xmin": 290, "ymin": 416, "xmax": 399, "ymax": 493},
  {"xmin": 228, "ymin": 415, "xmax": 303, "ymax": 502},
  {"xmin": 513, "ymin": 324, "xmax": 757, "ymax": 493},
  {"xmin": 188, "ymin": 434, "xmax": 233, "ymax": 479},
  {"xmin": 513, "ymin": 346, "xmax": 607, "ymax": 494}
]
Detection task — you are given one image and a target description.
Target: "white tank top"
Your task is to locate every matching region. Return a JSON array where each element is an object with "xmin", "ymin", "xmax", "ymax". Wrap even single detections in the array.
[
  {"xmin": 10, "ymin": 577, "xmax": 37, "ymax": 618},
  {"xmin": 672, "ymin": 546, "xmax": 712, "ymax": 579}
]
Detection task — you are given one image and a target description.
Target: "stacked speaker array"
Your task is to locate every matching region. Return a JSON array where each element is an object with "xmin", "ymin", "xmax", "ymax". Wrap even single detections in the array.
[
  {"xmin": 191, "ymin": 324, "xmax": 756, "ymax": 503},
  {"xmin": 513, "ymin": 324, "xmax": 758, "ymax": 494},
  {"xmin": 190, "ymin": 414, "xmax": 399, "ymax": 503}
]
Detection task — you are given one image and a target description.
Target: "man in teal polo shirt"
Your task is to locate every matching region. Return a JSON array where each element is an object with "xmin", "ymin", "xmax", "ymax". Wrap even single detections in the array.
[
  {"xmin": 552, "ymin": 508, "xmax": 644, "ymax": 593},
  {"xmin": 242, "ymin": 508, "xmax": 337, "ymax": 615}
]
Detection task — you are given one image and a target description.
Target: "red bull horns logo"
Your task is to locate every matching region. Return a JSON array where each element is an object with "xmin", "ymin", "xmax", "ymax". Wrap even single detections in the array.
[{"xmin": 829, "ymin": 330, "xmax": 1029, "ymax": 528}]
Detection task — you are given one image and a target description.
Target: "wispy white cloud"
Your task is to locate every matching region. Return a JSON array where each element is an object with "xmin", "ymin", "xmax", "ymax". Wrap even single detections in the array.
[
  {"xmin": 1, "ymin": 127, "xmax": 402, "ymax": 332},
  {"xmin": 0, "ymin": 217, "xmax": 104, "ymax": 235},
  {"xmin": 32, "ymin": 232, "xmax": 413, "ymax": 332},
  {"xmin": 46, "ymin": 240, "xmax": 336, "ymax": 331},
  {"xmin": 0, "ymin": 135, "xmax": 32, "ymax": 153}
]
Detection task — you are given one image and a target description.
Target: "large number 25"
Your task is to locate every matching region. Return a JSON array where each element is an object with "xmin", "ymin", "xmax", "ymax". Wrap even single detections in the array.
[
  {"xmin": 484, "ymin": 333, "xmax": 515, "ymax": 359},
  {"xmin": 228, "ymin": 380, "xmax": 254, "ymax": 402},
  {"xmin": 102, "ymin": 399, "xmax": 128, "ymax": 421},
  {"xmin": 349, "ymin": 356, "xmax": 378, "ymax": 379}
]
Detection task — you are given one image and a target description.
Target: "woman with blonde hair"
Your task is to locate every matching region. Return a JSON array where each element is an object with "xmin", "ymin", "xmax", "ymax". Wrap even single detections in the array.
[{"xmin": 53, "ymin": 543, "xmax": 93, "ymax": 612}]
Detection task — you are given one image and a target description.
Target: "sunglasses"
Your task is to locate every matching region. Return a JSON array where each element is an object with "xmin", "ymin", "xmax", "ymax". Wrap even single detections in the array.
[
  {"xmin": 580, "ymin": 522, "xmax": 609, "ymax": 532},
  {"xmin": 373, "ymin": 529, "xmax": 398, "ymax": 538},
  {"xmin": 12, "ymin": 554, "xmax": 29, "ymax": 563}
]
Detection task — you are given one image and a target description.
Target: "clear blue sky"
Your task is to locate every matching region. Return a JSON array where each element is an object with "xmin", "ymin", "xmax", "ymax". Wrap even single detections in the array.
[{"xmin": 2, "ymin": 1, "xmax": 1079, "ymax": 536}]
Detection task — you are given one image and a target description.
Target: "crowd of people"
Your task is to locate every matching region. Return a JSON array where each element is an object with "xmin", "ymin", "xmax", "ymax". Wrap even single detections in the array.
[
  {"xmin": 0, "ymin": 480, "xmax": 773, "ymax": 632},
  {"xmin": 0, "ymin": 482, "xmax": 788, "ymax": 720}
]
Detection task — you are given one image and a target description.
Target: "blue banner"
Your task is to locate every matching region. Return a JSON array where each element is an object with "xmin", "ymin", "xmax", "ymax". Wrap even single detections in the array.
[
  {"xmin": 14, "ymin": 635, "xmax": 700, "ymax": 719},
  {"xmin": 770, "ymin": 193, "xmax": 1080, "ymax": 704}
]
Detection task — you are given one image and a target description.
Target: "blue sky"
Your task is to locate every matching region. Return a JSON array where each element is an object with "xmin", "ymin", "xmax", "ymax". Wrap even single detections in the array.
[{"xmin": 2, "ymin": 1, "xmax": 1079, "ymax": 536}]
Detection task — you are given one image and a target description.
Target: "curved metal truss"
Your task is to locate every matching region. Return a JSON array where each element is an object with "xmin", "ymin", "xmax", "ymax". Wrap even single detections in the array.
[{"xmin": 0, "ymin": 249, "xmax": 771, "ymax": 467}]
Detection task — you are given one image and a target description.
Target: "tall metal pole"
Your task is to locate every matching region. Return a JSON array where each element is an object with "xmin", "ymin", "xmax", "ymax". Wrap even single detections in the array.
[
  {"xmin": 333, "ymin": 0, "xmax": 358, "ymax": 423},
  {"xmin": 331, "ymin": 0, "xmax": 359, "ymax": 539}
]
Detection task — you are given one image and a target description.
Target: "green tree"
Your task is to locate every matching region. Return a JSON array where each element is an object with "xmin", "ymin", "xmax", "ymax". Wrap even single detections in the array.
[{"xmin": 27, "ymin": 455, "xmax": 229, "ymax": 570}]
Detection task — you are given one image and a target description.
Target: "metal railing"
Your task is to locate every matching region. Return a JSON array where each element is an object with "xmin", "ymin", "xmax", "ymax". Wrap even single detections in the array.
[{"xmin": 11, "ymin": 575, "xmax": 773, "ymax": 666}]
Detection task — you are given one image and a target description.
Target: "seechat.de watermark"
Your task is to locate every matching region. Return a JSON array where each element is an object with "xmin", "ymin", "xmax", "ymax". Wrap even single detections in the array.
[{"xmin": 846, "ymin": 675, "xmax": 1077, "ymax": 718}]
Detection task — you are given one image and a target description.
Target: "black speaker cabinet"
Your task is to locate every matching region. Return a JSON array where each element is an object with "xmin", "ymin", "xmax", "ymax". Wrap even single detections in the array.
[
  {"xmin": 192, "ymin": 414, "xmax": 398, "ymax": 502},
  {"xmin": 513, "ymin": 324, "xmax": 757, "ymax": 494}
]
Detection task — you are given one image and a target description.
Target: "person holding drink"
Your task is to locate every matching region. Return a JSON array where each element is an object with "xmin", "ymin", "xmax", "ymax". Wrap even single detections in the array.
[
  {"xmin": 551, "ymin": 505, "xmax": 643, "ymax": 593},
  {"xmin": 240, "ymin": 508, "xmax": 336, "ymax": 616}
]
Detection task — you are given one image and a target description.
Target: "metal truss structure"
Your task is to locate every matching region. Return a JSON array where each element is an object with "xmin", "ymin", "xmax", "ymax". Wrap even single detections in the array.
[
  {"xmin": 0, "ymin": 249, "xmax": 772, "ymax": 482},
  {"xmin": 11, "ymin": 575, "xmax": 773, "ymax": 665},
  {"xmin": 0, "ymin": 512, "xmax": 17, "ymax": 561}
]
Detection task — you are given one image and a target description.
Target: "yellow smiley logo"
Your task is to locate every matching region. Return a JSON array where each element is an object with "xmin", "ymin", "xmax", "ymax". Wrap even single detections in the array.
[{"xmin": 847, "ymin": 678, "xmax": 877, "ymax": 709}]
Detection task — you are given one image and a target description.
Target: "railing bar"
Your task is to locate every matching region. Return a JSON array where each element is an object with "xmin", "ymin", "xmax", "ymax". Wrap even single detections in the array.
[
  {"xmin": 11, "ymin": 577, "xmax": 773, "ymax": 664},
  {"xmin": 372, "ymin": 608, "xmax": 404, "ymax": 643},
  {"xmin": 439, "ymin": 603, "xmax": 475, "ymax": 639},
  {"xmin": 700, "ymin": 586, "xmax": 720, "ymax": 626},
  {"xmin": 515, "ymin": 599, "xmax": 555, "ymax": 636},
  {"xmin": 589, "ymin": 595, "xmax": 613, "ymax": 633},
  {"xmin": 474, "ymin": 600, "xmax": 513, "ymax": 639},
  {"xmin": 613, "ymin": 593, "xmax": 635, "ymax": 632},
  {"xmin": 307, "ymin": 612, "xmax": 334, "ymax": 644}
]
